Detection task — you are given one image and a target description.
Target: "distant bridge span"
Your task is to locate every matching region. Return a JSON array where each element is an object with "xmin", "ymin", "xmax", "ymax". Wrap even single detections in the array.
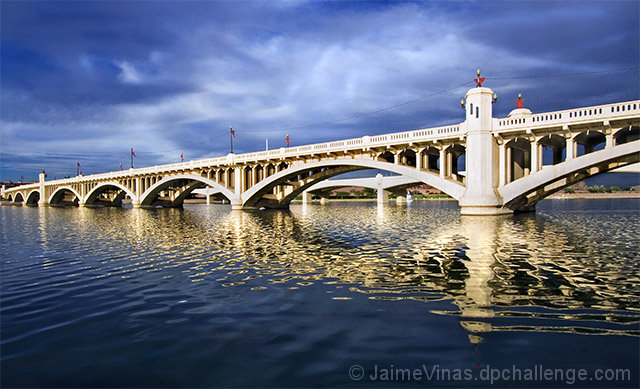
[
  {"xmin": 195, "ymin": 175, "xmax": 423, "ymax": 204},
  {"xmin": 3, "ymin": 83, "xmax": 639, "ymax": 215}
]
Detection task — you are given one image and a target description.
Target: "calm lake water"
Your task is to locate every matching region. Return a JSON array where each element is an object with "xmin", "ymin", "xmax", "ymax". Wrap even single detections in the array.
[{"xmin": 1, "ymin": 199, "xmax": 639, "ymax": 387}]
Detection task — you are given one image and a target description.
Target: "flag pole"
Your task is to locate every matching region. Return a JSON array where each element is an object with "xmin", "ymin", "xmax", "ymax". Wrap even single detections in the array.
[
  {"xmin": 130, "ymin": 148, "xmax": 134, "ymax": 169},
  {"xmin": 230, "ymin": 126, "xmax": 233, "ymax": 154}
]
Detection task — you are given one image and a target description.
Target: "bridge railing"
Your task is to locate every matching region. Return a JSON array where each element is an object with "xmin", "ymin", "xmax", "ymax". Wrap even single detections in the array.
[
  {"xmin": 3, "ymin": 121, "xmax": 465, "ymax": 190},
  {"xmin": 496, "ymin": 100, "xmax": 640, "ymax": 130},
  {"xmin": 3, "ymin": 182, "xmax": 39, "ymax": 194}
]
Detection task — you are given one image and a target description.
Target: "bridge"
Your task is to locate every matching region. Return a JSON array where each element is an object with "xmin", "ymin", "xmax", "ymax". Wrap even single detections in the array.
[
  {"xmin": 192, "ymin": 175, "xmax": 421, "ymax": 204},
  {"xmin": 2, "ymin": 82, "xmax": 639, "ymax": 215}
]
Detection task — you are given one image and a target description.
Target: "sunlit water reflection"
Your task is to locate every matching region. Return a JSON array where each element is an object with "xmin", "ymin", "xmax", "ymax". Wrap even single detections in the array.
[{"xmin": 1, "ymin": 199, "xmax": 638, "ymax": 387}]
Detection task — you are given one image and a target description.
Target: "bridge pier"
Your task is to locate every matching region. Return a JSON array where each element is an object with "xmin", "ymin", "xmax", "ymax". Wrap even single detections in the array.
[
  {"xmin": 377, "ymin": 188, "xmax": 389, "ymax": 204},
  {"xmin": 301, "ymin": 191, "xmax": 312, "ymax": 205},
  {"xmin": 459, "ymin": 86, "xmax": 511, "ymax": 215},
  {"xmin": 231, "ymin": 195, "xmax": 245, "ymax": 210},
  {"xmin": 37, "ymin": 173, "xmax": 49, "ymax": 207}
]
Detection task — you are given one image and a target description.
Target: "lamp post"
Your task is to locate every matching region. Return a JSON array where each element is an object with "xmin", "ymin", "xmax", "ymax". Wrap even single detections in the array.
[{"xmin": 474, "ymin": 68, "xmax": 485, "ymax": 87}]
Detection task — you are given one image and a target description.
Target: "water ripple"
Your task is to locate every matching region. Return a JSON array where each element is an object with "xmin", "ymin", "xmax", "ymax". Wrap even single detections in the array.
[{"xmin": 1, "ymin": 200, "xmax": 639, "ymax": 386}]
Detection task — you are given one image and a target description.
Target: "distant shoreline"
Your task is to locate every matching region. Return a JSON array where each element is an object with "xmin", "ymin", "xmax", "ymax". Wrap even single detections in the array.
[{"xmin": 547, "ymin": 192, "xmax": 640, "ymax": 199}]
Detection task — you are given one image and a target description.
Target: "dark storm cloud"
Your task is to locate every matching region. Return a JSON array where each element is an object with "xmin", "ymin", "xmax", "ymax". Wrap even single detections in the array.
[{"xmin": 1, "ymin": 0, "xmax": 638, "ymax": 180}]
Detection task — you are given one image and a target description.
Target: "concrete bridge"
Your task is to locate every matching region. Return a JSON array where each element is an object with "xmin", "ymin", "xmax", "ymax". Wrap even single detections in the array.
[
  {"xmin": 194, "ymin": 174, "xmax": 422, "ymax": 204},
  {"xmin": 3, "ymin": 83, "xmax": 639, "ymax": 215},
  {"xmin": 303, "ymin": 174, "xmax": 420, "ymax": 204}
]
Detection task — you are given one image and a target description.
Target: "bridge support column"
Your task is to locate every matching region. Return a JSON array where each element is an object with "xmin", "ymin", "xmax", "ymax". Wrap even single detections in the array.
[
  {"xmin": 506, "ymin": 147, "xmax": 513, "ymax": 183},
  {"xmin": 253, "ymin": 166, "xmax": 259, "ymax": 186},
  {"xmin": 395, "ymin": 194, "xmax": 406, "ymax": 204},
  {"xmin": 320, "ymin": 197, "xmax": 329, "ymax": 205},
  {"xmin": 38, "ymin": 173, "xmax": 48, "ymax": 207},
  {"xmin": 530, "ymin": 137, "xmax": 541, "ymax": 173},
  {"xmin": 605, "ymin": 133, "xmax": 614, "ymax": 149},
  {"xmin": 377, "ymin": 189, "xmax": 389, "ymax": 204},
  {"xmin": 459, "ymin": 86, "xmax": 510, "ymax": 215},
  {"xmin": 566, "ymin": 136, "xmax": 575, "ymax": 160},
  {"xmin": 498, "ymin": 142, "xmax": 507, "ymax": 187},
  {"xmin": 301, "ymin": 191, "xmax": 312, "ymax": 204},
  {"xmin": 439, "ymin": 148, "xmax": 446, "ymax": 178},
  {"xmin": 228, "ymin": 167, "xmax": 246, "ymax": 210}
]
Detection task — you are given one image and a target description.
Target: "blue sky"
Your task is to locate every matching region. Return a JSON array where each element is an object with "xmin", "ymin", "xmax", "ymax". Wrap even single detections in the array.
[{"xmin": 1, "ymin": 0, "xmax": 638, "ymax": 181}]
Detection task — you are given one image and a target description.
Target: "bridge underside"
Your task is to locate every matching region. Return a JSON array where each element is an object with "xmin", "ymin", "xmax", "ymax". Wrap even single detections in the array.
[
  {"xmin": 242, "ymin": 166, "xmax": 364, "ymax": 209},
  {"xmin": 140, "ymin": 179, "xmax": 205, "ymax": 208},
  {"xmin": 49, "ymin": 189, "xmax": 80, "ymax": 207},
  {"xmin": 501, "ymin": 140, "xmax": 640, "ymax": 211},
  {"xmin": 511, "ymin": 159, "xmax": 637, "ymax": 212},
  {"xmin": 84, "ymin": 185, "xmax": 130, "ymax": 207}
]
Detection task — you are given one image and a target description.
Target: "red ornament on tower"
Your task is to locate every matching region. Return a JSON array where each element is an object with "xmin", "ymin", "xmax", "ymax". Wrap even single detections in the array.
[
  {"xmin": 514, "ymin": 93, "xmax": 525, "ymax": 109},
  {"xmin": 474, "ymin": 68, "xmax": 485, "ymax": 87}
]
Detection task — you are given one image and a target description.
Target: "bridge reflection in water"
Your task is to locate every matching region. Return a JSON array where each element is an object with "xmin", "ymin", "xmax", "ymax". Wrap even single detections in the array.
[{"xmin": 45, "ymin": 202, "xmax": 637, "ymax": 344}]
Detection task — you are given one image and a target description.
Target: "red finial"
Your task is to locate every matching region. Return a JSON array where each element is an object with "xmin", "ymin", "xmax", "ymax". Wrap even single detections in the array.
[
  {"xmin": 474, "ymin": 68, "xmax": 485, "ymax": 87},
  {"xmin": 514, "ymin": 92, "xmax": 524, "ymax": 109}
]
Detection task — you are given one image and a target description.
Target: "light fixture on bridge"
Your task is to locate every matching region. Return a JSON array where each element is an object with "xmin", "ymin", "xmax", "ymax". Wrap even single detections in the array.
[
  {"xmin": 492, "ymin": 93, "xmax": 498, "ymax": 104},
  {"xmin": 460, "ymin": 98, "xmax": 466, "ymax": 109},
  {"xmin": 474, "ymin": 68, "xmax": 485, "ymax": 87},
  {"xmin": 515, "ymin": 93, "xmax": 525, "ymax": 109}
]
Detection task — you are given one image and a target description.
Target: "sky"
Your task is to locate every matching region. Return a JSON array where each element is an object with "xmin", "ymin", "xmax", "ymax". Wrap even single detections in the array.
[{"xmin": 1, "ymin": 0, "xmax": 639, "ymax": 181}]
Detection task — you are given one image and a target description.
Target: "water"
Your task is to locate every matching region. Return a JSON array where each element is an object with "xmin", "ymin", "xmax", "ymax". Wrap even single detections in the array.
[{"xmin": 1, "ymin": 199, "xmax": 639, "ymax": 387}]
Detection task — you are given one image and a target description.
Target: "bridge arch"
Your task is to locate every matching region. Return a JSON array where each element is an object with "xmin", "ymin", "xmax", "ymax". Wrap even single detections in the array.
[
  {"xmin": 140, "ymin": 174, "xmax": 237, "ymax": 207},
  {"xmin": 241, "ymin": 159, "xmax": 465, "ymax": 209},
  {"xmin": 307, "ymin": 176, "xmax": 421, "ymax": 192},
  {"xmin": 573, "ymin": 129, "xmax": 606, "ymax": 156},
  {"xmin": 49, "ymin": 186, "xmax": 81, "ymax": 206},
  {"xmin": 378, "ymin": 151, "xmax": 394, "ymax": 163},
  {"xmin": 85, "ymin": 182, "xmax": 136, "ymax": 207},
  {"xmin": 6, "ymin": 194, "xmax": 14, "ymax": 202},
  {"xmin": 421, "ymin": 146, "xmax": 442, "ymax": 172},
  {"xmin": 539, "ymin": 134, "xmax": 567, "ymax": 166},
  {"xmin": 25, "ymin": 190, "xmax": 40, "ymax": 206},
  {"xmin": 307, "ymin": 176, "xmax": 422, "ymax": 199},
  {"xmin": 500, "ymin": 140, "xmax": 640, "ymax": 211},
  {"xmin": 13, "ymin": 193, "xmax": 24, "ymax": 203},
  {"xmin": 613, "ymin": 125, "xmax": 639, "ymax": 145}
]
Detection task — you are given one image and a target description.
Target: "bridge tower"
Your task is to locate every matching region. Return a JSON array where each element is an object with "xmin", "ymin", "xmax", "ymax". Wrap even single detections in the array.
[
  {"xmin": 458, "ymin": 79, "xmax": 509, "ymax": 215},
  {"xmin": 37, "ymin": 172, "xmax": 48, "ymax": 206}
]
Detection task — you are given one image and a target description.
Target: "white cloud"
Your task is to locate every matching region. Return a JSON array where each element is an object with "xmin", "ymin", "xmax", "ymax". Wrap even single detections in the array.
[{"xmin": 118, "ymin": 61, "xmax": 144, "ymax": 84}]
